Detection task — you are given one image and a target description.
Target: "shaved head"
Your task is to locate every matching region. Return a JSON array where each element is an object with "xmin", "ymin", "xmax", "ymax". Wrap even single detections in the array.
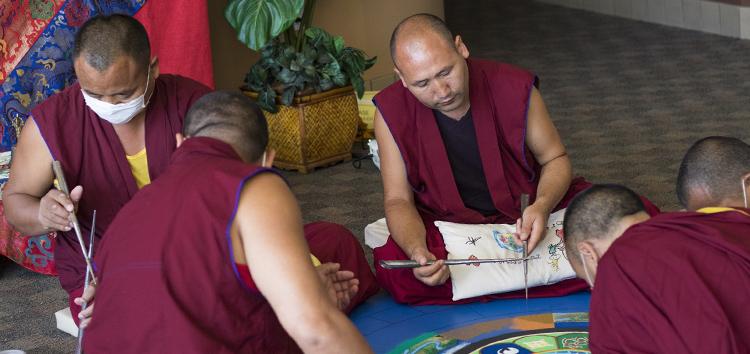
[
  {"xmin": 389, "ymin": 13, "xmax": 455, "ymax": 67},
  {"xmin": 388, "ymin": 13, "xmax": 471, "ymax": 119},
  {"xmin": 73, "ymin": 14, "xmax": 150, "ymax": 72},
  {"xmin": 183, "ymin": 91, "xmax": 268, "ymax": 162},
  {"xmin": 563, "ymin": 184, "xmax": 646, "ymax": 262},
  {"xmin": 676, "ymin": 136, "xmax": 750, "ymax": 210}
]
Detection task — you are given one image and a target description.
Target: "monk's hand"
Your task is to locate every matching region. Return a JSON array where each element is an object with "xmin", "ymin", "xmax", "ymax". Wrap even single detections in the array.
[
  {"xmin": 514, "ymin": 202, "xmax": 550, "ymax": 253},
  {"xmin": 74, "ymin": 282, "xmax": 96, "ymax": 329},
  {"xmin": 316, "ymin": 262, "xmax": 359, "ymax": 311},
  {"xmin": 38, "ymin": 185, "xmax": 83, "ymax": 232},
  {"xmin": 410, "ymin": 247, "xmax": 450, "ymax": 286}
]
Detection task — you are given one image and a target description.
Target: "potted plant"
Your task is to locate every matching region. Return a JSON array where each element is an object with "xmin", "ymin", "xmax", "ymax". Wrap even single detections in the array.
[{"xmin": 226, "ymin": 0, "xmax": 376, "ymax": 173}]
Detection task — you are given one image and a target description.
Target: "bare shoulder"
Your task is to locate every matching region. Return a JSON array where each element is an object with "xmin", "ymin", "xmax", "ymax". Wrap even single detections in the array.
[
  {"xmin": 5, "ymin": 117, "xmax": 53, "ymax": 196},
  {"xmin": 238, "ymin": 172, "xmax": 292, "ymax": 202},
  {"xmin": 235, "ymin": 171, "xmax": 300, "ymax": 230}
]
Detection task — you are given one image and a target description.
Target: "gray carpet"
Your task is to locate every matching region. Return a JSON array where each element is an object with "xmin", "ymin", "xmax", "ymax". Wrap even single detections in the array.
[{"xmin": 2, "ymin": 0, "xmax": 749, "ymax": 352}]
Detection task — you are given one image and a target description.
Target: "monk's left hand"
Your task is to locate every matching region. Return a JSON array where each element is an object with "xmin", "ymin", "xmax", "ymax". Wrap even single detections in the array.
[
  {"xmin": 514, "ymin": 203, "xmax": 550, "ymax": 253},
  {"xmin": 316, "ymin": 262, "xmax": 359, "ymax": 311},
  {"xmin": 74, "ymin": 283, "xmax": 97, "ymax": 329}
]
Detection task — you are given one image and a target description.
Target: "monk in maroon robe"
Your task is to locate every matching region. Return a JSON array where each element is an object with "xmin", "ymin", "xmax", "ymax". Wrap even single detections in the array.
[
  {"xmin": 372, "ymin": 14, "xmax": 658, "ymax": 304},
  {"xmin": 82, "ymin": 92, "xmax": 375, "ymax": 353},
  {"xmin": 3, "ymin": 15, "xmax": 210, "ymax": 324},
  {"xmin": 564, "ymin": 183, "xmax": 750, "ymax": 352}
]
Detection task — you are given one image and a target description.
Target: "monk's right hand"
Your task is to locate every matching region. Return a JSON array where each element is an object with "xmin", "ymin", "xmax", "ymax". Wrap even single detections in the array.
[
  {"xmin": 411, "ymin": 247, "xmax": 450, "ymax": 286},
  {"xmin": 74, "ymin": 283, "xmax": 96, "ymax": 329},
  {"xmin": 37, "ymin": 185, "xmax": 83, "ymax": 232}
]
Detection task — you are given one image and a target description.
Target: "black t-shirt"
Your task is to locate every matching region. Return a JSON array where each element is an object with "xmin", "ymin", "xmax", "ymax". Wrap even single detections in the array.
[{"xmin": 434, "ymin": 109, "xmax": 497, "ymax": 216}]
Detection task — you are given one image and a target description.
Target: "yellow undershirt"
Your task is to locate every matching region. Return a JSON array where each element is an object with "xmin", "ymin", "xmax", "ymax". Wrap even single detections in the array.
[
  {"xmin": 126, "ymin": 148, "xmax": 151, "ymax": 189},
  {"xmin": 697, "ymin": 207, "xmax": 749, "ymax": 216}
]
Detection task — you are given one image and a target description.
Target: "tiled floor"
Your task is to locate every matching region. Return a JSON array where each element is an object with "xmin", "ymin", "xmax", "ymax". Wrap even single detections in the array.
[{"xmin": 351, "ymin": 290, "xmax": 591, "ymax": 353}]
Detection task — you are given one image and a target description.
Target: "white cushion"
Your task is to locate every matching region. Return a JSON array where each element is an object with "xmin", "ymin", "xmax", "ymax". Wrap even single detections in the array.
[
  {"xmin": 436, "ymin": 209, "xmax": 576, "ymax": 301},
  {"xmin": 364, "ymin": 217, "xmax": 389, "ymax": 249},
  {"xmin": 55, "ymin": 307, "xmax": 78, "ymax": 337}
]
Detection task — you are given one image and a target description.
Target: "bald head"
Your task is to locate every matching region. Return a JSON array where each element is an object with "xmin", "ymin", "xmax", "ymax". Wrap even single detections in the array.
[
  {"xmin": 183, "ymin": 91, "xmax": 268, "ymax": 163},
  {"xmin": 389, "ymin": 13, "xmax": 455, "ymax": 67},
  {"xmin": 73, "ymin": 14, "xmax": 150, "ymax": 72},
  {"xmin": 676, "ymin": 136, "xmax": 750, "ymax": 210},
  {"xmin": 563, "ymin": 184, "xmax": 647, "ymax": 262}
]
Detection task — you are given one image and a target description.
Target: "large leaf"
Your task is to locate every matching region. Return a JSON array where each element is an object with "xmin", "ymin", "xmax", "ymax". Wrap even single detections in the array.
[
  {"xmin": 258, "ymin": 86, "xmax": 279, "ymax": 113},
  {"xmin": 225, "ymin": 0, "xmax": 305, "ymax": 51},
  {"xmin": 350, "ymin": 75, "xmax": 364, "ymax": 98}
]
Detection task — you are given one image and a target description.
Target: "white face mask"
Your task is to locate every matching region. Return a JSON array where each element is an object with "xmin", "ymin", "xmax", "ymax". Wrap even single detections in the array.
[
  {"xmin": 82, "ymin": 68, "xmax": 152, "ymax": 125},
  {"xmin": 742, "ymin": 176, "xmax": 749, "ymax": 209},
  {"xmin": 579, "ymin": 252, "xmax": 594, "ymax": 288}
]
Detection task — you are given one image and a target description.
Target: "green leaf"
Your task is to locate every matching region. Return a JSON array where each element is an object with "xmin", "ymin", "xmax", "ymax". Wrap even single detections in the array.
[
  {"xmin": 364, "ymin": 56, "xmax": 377, "ymax": 70},
  {"xmin": 351, "ymin": 75, "xmax": 364, "ymax": 98},
  {"xmin": 331, "ymin": 71, "xmax": 347, "ymax": 86},
  {"xmin": 225, "ymin": 0, "xmax": 305, "ymax": 51},
  {"xmin": 333, "ymin": 36, "xmax": 345, "ymax": 55},
  {"xmin": 305, "ymin": 27, "xmax": 334, "ymax": 53},
  {"xmin": 280, "ymin": 87, "xmax": 297, "ymax": 106},
  {"xmin": 278, "ymin": 68, "xmax": 296, "ymax": 84},
  {"xmin": 258, "ymin": 86, "xmax": 278, "ymax": 113},
  {"xmin": 319, "ymin": 78, "xmax": 334, "ymax": 91}
]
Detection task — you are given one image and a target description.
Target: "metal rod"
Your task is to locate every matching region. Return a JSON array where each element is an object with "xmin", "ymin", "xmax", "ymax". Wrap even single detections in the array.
[
  {"xmin": 52, "ymin": 161, "xmax": 96, "ymax": 283},
  {"xmin": 380, "ymin": 256, "xmax": 538, "ymax": 269},
  {"xmin": 521, "ymin": 193, "xmax": 530, "ymax": 302},
  {"xmin": 75, "ymin": 210, "xmax": 96, "ymax": 354}
]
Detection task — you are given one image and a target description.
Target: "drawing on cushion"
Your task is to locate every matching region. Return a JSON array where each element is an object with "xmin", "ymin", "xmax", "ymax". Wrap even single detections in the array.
[
  {"xmin": 492, "ymin": 230, "xmax": 523, "ymax": 253},
  {"xmin": 547, "ymin": 222, "xmax": 567, "ymax": 272},
  {"xmin": 465, "ymin": 236, "xmax": 482, "ymax": 246}
]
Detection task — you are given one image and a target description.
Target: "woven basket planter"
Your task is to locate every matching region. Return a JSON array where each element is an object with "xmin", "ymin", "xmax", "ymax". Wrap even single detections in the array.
[{"xmin": 242, "ymin": 86, "xmax": 359, "ymax": 173}]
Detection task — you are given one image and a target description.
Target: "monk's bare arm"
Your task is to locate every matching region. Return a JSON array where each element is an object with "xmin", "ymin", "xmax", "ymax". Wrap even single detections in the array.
[
  {"xmin": 375, "ymin": 110, "xmax": 449, "ymax": 285},
  {"xmin": 525, "ymin": 88, "xmax": 572, "ymax": 212},
  {"xmin": 375, "ymin": 110, "xmax": 427, "ymax": 256},
  {"xmin": 236, "ymin": 173, "xmax": 372, "ymax": 354},
  {"xmin": 4, "ymin": 118, "xmax": 77, "ymax": 235},
  {"xmin": 519, "ymin": 88, "xmax": 572, "ymax": 251}
]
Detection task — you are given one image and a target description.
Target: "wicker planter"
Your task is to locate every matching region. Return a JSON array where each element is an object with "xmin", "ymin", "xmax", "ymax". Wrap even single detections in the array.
[{"xmin": 242, "ymin": 86, "xmax": 360, "ymax": 173}]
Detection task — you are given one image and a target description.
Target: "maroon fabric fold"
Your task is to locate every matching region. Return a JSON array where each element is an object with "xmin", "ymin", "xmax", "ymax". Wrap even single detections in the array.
[
  {"xmin": 590, "ymin": 210, "xmax": 750, "ymax": 353},
  {"xmin": 31, "ymin": 74, "xmax": 209, "ymax": 299},
  {"xmin": 85, "ymin": 137, "xmax": 377, "ymax": 353}
]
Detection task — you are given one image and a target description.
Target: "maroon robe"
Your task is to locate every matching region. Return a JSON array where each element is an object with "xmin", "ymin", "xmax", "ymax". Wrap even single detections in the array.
[
  {"xmin": 590, "ymin": 209, "xmax": 750, "ymax": 353},
  {"xmin": 84, "ymin": 137, "xmax": 378, "ymax": 353},
  {"xmin": 373, "ymin": 59, "xmax": 660, "ymax": 304},
  {"xmin": 31, "ymin": 74, "xmax": 210, "ymax": 322}
]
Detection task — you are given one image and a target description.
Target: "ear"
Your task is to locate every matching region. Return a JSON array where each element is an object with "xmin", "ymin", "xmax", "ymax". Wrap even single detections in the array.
[
  {"xmin": 394, "ymin": 67, "xmax": 407, "ymax": 88},
  {"xmin": 150, "ymin": 56, "xmax": 160, "ymax": 79},
  {"xmin": 454, "ymin": 35, "xmax": 470, "ymax": 59},
  {"xmin": 262, "ymin": 148, "xmax": 276, "ymax": 167},
  {"xmin": 743, "ymin": 172, "xmax": 750, "ymax": 186},
  {"xmin": 175, "ymin": 133, "xmax": 185, "ymax": 148},
  {"xmin": 577, "ymin": 241, "xmax": 600, "ymax": 270}
]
